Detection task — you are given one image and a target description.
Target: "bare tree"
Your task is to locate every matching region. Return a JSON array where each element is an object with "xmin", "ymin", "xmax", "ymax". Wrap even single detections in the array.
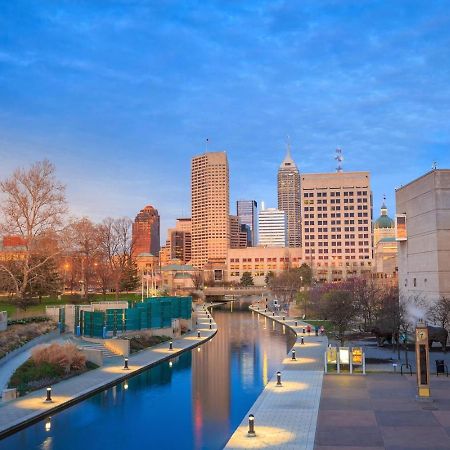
[
  {"xmin": 69, "ymin": 218, "xmax": 101, "ymax": 298},
  {"xmin": 268, "ymin": 268, "xmax": 304, "ymax": 308},
  {"xmin": 191, "ymin": 270, "xmax": 203, "ymax": 290},
  {"xmin": 428, "ymin": 296, "xmax": 450, "ymax": 329},
  {"xmin": 99, "ymin": 217, "xmax": 134, "ymax": 299},
  {"xmin": 0, "ymin": 160, "xmax": 67, "ymax": 304}
]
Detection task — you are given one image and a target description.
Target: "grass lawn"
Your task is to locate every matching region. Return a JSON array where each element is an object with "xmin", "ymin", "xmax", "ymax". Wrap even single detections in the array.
[{"xmin": 0, "ymin": 293, "xmax": 143, "ymax": 319}]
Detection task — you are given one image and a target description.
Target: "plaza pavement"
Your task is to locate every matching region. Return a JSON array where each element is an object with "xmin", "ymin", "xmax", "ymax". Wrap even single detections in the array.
[
  {"xmin": 0, "ymin": 305, "xmax": 216, "ymax": 439},
  {"xmin": 315, "ymin": 373, "xmax": 450, "ymax": 450},
  {"xmin": 225, "ymin": 302, "xmax": 328, "ymax": 450}
]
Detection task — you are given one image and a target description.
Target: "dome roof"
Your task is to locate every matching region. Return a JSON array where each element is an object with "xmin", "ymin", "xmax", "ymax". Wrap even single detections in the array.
[{"xmin": 374, "ymin": 199, "xmax": 394, "ymax": 229}]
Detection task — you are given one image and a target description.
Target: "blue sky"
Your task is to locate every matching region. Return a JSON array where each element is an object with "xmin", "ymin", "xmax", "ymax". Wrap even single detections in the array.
[{"xmin": 1, "ymin": 0, "xmax": 450, "ymax": 238}]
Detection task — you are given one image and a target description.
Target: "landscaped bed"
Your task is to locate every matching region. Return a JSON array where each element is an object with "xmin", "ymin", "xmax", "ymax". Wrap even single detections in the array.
[
  {"xmin": 8, "ymin": 342, "xmax": 97, "ymax": 396},
  {"xmin": 0, "ymin": 318, "xmax": 57, "ymax": 359},
  {"xmin": 127, "ymin": 333, "xmax": 171, "ymax": 353}
]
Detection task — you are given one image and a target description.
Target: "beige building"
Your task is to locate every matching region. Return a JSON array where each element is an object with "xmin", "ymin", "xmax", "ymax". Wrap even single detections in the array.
[
  {"xmin": 191, "ymin": 152, "xmax": 230, "ymax": 268},
  {"xmin": 278, "ymin": 146, "xmax": 301, "ymax": 247},
  {"xmin": 373, "ymin": 198, "xmax": 398, "ymax": 278},
  {"xmin": 226, "ymin": 246, "xmax": 303, "ymax": 285},
  {"xmin": 301, "ymin": 171, "xmax": 373, "ymax": 282},
  {"xmin": 396, "ymin": 169, "xmax": 450, "ymax": 304}
]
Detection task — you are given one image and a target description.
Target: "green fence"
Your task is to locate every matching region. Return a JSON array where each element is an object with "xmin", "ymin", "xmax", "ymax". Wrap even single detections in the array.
[{"xmin": 81, "ymin": 296, "xmax": 192, "ymax": 338}]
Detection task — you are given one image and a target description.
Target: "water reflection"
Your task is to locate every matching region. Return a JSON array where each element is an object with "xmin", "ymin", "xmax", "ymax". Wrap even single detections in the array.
[{"xmin": 0, "ymin": 301, "xmax": 295, "ymax": 450}]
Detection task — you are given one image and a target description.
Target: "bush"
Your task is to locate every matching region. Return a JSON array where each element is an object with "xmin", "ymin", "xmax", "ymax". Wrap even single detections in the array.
[
  {"xmin": 7, "ymin": 316, "xmax": 50, "ymax": 326},
  {"xmin": 32, "ymin": 343, "xmax": 86, "ymax": 374},
  {"xmin": 127, "ymin": 334, "xmax": 171, "ymax": 353}
]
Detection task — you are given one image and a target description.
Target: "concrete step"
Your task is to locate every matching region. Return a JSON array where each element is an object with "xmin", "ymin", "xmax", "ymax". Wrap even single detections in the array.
[{"xmin": 65, "ymin": 338, "xmax": 118, "ymax": 358}]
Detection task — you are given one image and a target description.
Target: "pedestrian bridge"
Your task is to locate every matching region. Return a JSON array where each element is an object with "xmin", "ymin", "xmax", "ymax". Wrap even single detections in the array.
[{"xmin": 204, "ymin": 286, "xmax": 269, "ymax": 298}]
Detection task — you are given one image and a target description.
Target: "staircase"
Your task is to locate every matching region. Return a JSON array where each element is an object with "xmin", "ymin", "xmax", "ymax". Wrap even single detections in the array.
[{"xmin": 65, "ymin": 337, "xmax": 119, "ymax": 360}]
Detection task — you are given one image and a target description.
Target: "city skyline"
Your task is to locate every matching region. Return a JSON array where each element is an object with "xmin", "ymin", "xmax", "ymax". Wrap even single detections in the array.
[{"xmin": 1, "ymin": 1, "xmax": 450, "ymax": 236}]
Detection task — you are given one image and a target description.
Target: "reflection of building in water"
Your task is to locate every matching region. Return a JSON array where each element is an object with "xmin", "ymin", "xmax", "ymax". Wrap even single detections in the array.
[{"xmin": 192, "ymin": 311, "xmax": 230, "ymax": 449}]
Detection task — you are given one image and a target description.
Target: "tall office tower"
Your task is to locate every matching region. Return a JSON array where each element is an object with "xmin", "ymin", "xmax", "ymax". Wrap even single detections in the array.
[
  {"xmin": 236, "ymin": 200, "xmax": 258, "ymax": 246},
  {"xmin": 132, "ymin": 205, "xmax": 160, "ymax": 257},
  {"xmin": 278, "ymin": 145, "xmax": 301, "ymax": 247},
  {"xmin": 301, "ymin": 172, "xmax": 373, "ymax": 281},
  {"xmin": 168, "ymin": 218, "xmax": 192, "ymax": 263},
  {"xmin": 258, "ymin": 208, "xmax": 287, "ymax": 247},
  {"xmin": 191, "ymin": 152, "xmax": 230, "ymax": 268},
  {"xmin": 229, "ymin": 215, "xmax": 248, "ymax": 249}
]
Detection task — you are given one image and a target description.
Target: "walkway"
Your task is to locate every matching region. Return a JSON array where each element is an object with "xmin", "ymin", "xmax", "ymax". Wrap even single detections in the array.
[
  {"xmin": 226, "ymin": 303, "xmax": 328, "ymax": 450},
  {"xmin": 0, "ymin": 305, "xmax": 216, "ymax": 439},
  {"xmin": 315, "ymin": 373, "xmax": 450, "ymax": 450}
]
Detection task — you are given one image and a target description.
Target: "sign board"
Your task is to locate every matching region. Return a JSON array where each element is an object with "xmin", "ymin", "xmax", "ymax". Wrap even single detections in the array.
[
  {"xmin": 339, "ymin": 347, "xmax": 350, "ymax": 364},
  {"xmin": 395, "ymin": 214, "xmax": 407, "ymax": 241},
  {"xmin": 352, "ymin": 347, "xmax": 363, "ymax": 365},
  {"xmin": 327, "ymin": 347, "xmax": 337, "ymax": 364}
]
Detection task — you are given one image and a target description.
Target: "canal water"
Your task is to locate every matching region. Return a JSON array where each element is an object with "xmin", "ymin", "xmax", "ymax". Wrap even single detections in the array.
[{"xmin": 0, "ymin": 301, "xmax": 295, "ymax": 450}]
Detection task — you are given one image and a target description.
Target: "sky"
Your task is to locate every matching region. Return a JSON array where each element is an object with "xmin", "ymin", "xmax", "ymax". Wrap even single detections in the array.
[{"xmin": 1, "ymin": 0, "xmax": 450, "ymax": 241}]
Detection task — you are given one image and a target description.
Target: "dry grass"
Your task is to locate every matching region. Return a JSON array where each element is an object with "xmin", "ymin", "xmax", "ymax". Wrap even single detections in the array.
[
  {"xmin": 0, "ymin": 321, "xmax": 57, "ymax": 358},
  {"xmin": 31, "ymin": 343, "xmax": 86, "ymax": 373}
]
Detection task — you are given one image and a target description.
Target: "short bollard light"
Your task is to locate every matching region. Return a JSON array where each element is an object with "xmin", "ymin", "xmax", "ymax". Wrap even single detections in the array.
[
  {"xmin": 295, "ymin": 321, "xmax": 298, "ymax": 326},
  {"xmin": 209, "ymin": 324, "xmax": 212, "ymax": 329},
  {"xmin": 276, "ymin": 371, "xmax": 282, "ymax": 387},
  {"xmin": 301, "ymin": 337, "xmax": 304, "ymax": 345},
  {"xmin": 282, "ymin": 316, "xmax": 285, "ymax": 321},
  {"xmin": 272, "ymin": 312, "xmax": 275, "ymax": 316},
  {"xmin": 197, "ymin": 330, "xmax": 201, "ymax": 338},
  {"xmin": 209, "ymin": 318, "xmax": 212, "ymax": 324},
  {"xmin": 45, "ymin": 387, "xmax": 53, "ymax": 403},
  {"xmin": 123, "ymin": 358, "xmax": 129, "ymax": 370},
  {"xmin": 302, "ymin": 328, "xmax": 306, "ymax": 334},
  {"xmin": 248, "ymin": 414, "xmax": 256, "ymax": 437},
  {"xmin": 292, "ymin": 349, "xmax": 296, "ymax": 360},
  {"xmin": 169, "ymin": 341, "xmax": 173, "ymax": 351}
]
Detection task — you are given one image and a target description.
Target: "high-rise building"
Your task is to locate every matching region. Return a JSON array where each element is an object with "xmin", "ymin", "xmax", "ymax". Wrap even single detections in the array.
[
  {"xmin": 168, "ymin": 218, "xmax": 192, "ymax": 263},
  {"xmin": 396, "ymin": 169, "xmax": 450, "ymax": 304},
  {"xmin": 132, "ymin": 205, "xmax": 160, "ymax": 257},
  {"xmin": 229, "ymin": 215, "xmax": 248, "ymax": 249},
  {"xmin": 236, "ymin": 200, "xmax": 258, "ymax": 246},
  {"xmin": 301, "ymin": 171, "xmax": 373, "ymax": 281},
  {"xmin": 258, "ymin": 208, "xmax": 287, "ymax": 247},
  {"xmin": 278, "ymin": 145, "xmax": 301, "ymax": 247},
  {"xmin": 191, "ymin": 152, "xmax": 230, "ymax": 268}
]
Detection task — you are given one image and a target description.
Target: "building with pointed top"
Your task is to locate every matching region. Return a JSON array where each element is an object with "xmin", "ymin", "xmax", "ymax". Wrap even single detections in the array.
[
  {"xmin": 277, "ymin": 144, "xmax": 301, "ymax": 247},
  {"xmin": 132, "ymin": 205, "xmax": 160, "ymax": 257}
]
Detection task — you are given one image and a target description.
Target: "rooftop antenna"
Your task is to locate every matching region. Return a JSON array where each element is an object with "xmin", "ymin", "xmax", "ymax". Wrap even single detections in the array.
[
  {"xmin": 206, "ymin": 138, "xmax": 209, "ymax": 152},
  {"xmin": 335, "ymin": 148, "xmax": 344, "ymax": 173},
  {"xmin": 286, "ymin": 135, "xmax": 292, "ymax": 157},
  {"xmin": 432, "ymin": 161, "xmax": 437, "ymax": 170}
]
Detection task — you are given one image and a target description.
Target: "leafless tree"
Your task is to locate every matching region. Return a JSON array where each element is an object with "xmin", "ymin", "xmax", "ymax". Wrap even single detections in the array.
[
  {"xmin": 99, "ymin": 217, "xmax": 134, "ymax": 299},
  {"xmin": 428, "ymin": 296, "xmax": 450, "ymax": 329},
  {"xmin": 268, "ymin": 268, "xmax": 304, "ymax": 308},
  {"xmin": 0, "ymin": 160, "xmax": 67, "ymax": 304},
  {"xmin": 68, "ymin": 217, "xmax": 101, "ymax": 298},
  {"xmin": 191, "ymin": 270, "xmax": 203, "ymax": 290}
]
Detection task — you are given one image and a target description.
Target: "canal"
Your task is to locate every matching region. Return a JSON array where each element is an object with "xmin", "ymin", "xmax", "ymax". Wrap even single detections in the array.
[{"xmin": 0, "ymin": 301, "xmax": 295, "ymax": 450}]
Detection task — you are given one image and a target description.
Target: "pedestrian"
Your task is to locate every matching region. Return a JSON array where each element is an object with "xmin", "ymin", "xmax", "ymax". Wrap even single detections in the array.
[
  {"xmin": 320, "ymin": 325, "xmax": 325, "ymax": 335},
  {"xmin": 306, "ymin": 325, "xmax": 311, "ymax": 335}
]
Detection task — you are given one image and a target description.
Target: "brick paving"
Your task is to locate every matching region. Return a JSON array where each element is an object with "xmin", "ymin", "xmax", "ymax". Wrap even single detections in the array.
[
  {"xmin": 315, "ymin": 374, "xmax": 450, "ymax": 450},
  {"xmin": 225, "ymin": 304, "xmax": 328, "ymax": 450},
  {"xmin": 0, "ymin": 305, "xmax": 216, "ymax": 438}
]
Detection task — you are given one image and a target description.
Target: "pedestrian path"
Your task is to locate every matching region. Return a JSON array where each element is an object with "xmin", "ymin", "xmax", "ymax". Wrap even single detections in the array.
[
  {"xmin": 0, "ymin": 304, "xmax": 216, "ymax": 439},
  {"xmin": 226, "ymin": 303, "xmax": 328, "ymax": 450}
]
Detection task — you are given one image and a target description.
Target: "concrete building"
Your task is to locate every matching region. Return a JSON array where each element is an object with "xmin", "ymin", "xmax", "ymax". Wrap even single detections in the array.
[
  {"xmin": 227, "ymin": 247, "xmax": 303, "ymax": 285},
  {"xmin": 301, "ymin": 171, "xmax": 373, "ymax": 281},
  {"xmin": 229, "ymin": 215, "xmax": 248, "ymax": 249},
  {"xmin": 236, "ymin": 200, "xmax": 258, "ymax": 246},
  {"xmin": 191, "ymin": 152, "xmax": 230, "ymax": 268},
  {"xmin": 396, "ymin": 169, "xmax": 450, "ymax": 304},
  {"xmin": 132, "ymin": 205, "xmax": 160, "ymax": 257},
  {"xmin": 373, "ymin": 198, "xmax": 398, "ymax": 279},
  {"xmin": 258, "ymin": 208, "xmax": 287, "ymax": 247},
  {"xmin": 278, "ymin": 145, "xmax": 301, "ymax": 247}
]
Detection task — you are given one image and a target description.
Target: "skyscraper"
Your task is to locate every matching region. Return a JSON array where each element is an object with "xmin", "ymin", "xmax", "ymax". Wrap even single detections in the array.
[
  {"xmin": 301, "ymin": 171, "xmax": 373, "ymax": 281},
  {"xmin": 258, "ymin": 207, "xmax": 287, "ymax": 247},
  {"xmin": 132, "ymin": 205, "xmax": 160, "ymax": 257},
  {"xmin": 278, "ymin": 144, "xmax": 301, "ymax": 247},
  {"xmin": 191, "ymin": 152, "xmax": 230, "ymax": 268},
  {"xmin": 236, "ymin": 200, "xmax": 258, "ymax": 246}
]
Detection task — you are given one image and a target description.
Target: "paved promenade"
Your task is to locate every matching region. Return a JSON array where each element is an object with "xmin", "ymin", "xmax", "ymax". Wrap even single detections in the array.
[
  {"xmin": 226, "ymin": 303, "xmax": 328, "ymax": 450},
  {"xmin": 0, "ymin": 305, "xmax": 216, "ymax": 438}
]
